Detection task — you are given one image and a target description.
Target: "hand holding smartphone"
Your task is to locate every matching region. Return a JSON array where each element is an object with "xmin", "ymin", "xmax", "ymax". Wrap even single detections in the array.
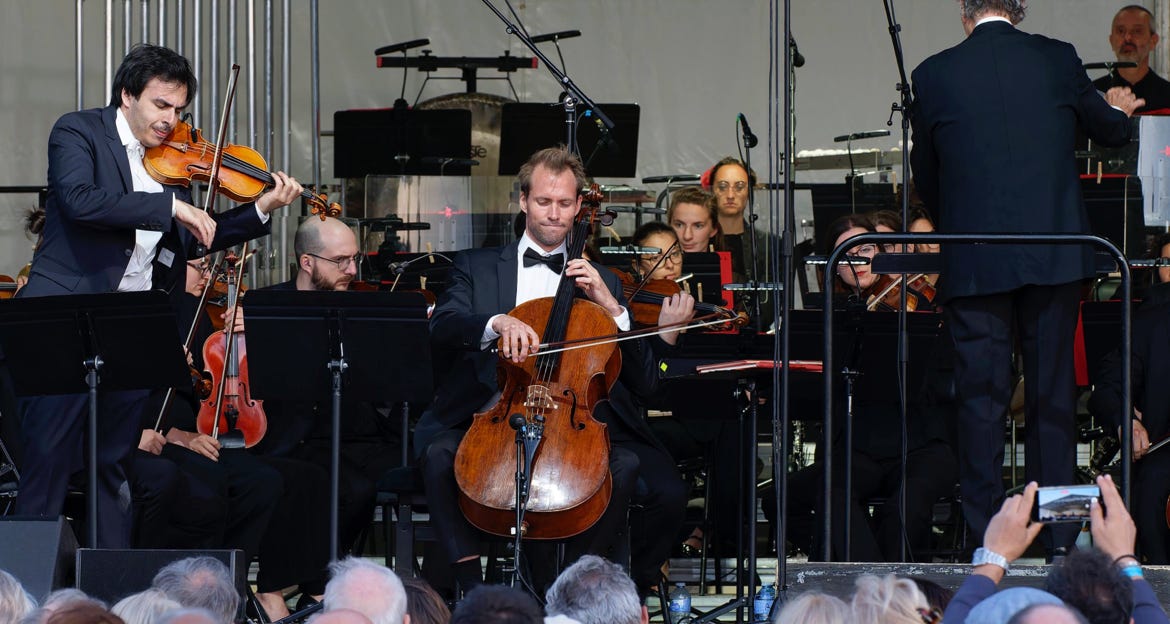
[{"xmin": 1032, "ymin": 484, "xmax": 1102, "ymax": 523}]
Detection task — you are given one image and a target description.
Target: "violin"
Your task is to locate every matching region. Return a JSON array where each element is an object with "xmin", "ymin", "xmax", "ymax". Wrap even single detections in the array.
[
  {"xmin": 611, "ymin": 268, "xmax": 746, "ymax": 329},
  {"xmin": 196, "ymin": 249, "xmax": 267, "ymax": 448},
  {"xmin": 0, "ymin": 274, "xmax": 16, "ymax": 299},
  {"xmin": 203, "ymin": 271, "xmax": 248, "ymax": 332},
  {"xmin": 143, "ymin": 119, "xmax": 341, "ymax": 220},
  {"xmin": 865, "ymin": 273, "xmax": 936, "ymax": 312},
  {"xmin": 454, "ymin": 186, "xmax": 618, "ymax": 539}
]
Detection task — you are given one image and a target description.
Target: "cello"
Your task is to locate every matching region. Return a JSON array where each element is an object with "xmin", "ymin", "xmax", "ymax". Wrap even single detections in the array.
[{"xmin": 453, "ymin": 187, "xmax": 619, "ymax": 539}]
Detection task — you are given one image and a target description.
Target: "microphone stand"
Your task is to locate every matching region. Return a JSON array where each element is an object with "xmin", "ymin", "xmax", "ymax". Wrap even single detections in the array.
[
  {"xmin": 881, "ymin": 0, "xmax": 912, "ymax": 561},
  {"xmin": 740, "ymin": 119, "xmax": 764, "ymax": 333},
  {"xmin": 479, "ymin": 0, "xmax": 614, "ymax": 155}
]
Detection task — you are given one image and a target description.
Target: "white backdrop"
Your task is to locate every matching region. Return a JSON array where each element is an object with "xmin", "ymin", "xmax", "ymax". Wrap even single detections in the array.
[{"xmin": 0, "ymin": 0, "xmax": 1150, "ymax": 276}]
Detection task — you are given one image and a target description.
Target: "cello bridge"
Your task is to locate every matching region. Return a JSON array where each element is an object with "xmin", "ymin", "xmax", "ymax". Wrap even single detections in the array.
[{"xmin": 523, "ymin": 385, "xmax": 556, "ymax": 410}]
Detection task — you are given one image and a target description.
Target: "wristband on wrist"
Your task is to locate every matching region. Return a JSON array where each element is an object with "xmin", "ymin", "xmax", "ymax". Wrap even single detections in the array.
[
  {"xmin": 1112, "ymin": 553, "xmax": 1139, "ymax": 567},
  {"xmin": 1121, "ymin": 564, "xmax": 1144, "ymax": 580}
]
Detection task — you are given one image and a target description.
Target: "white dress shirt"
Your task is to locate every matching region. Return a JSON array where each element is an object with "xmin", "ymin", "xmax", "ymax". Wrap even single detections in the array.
[
  {"xmin": 115, "ymin": 108, "xmax": 166, "ymax": 292},
  {"xmin": 481, "ymin": 232, "xmax": 630, "ymax": 347}
]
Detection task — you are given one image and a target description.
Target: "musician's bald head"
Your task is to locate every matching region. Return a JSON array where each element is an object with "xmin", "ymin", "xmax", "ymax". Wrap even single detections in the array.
[{"xmin": 293, "ymin": 216, "xmax": 360, "ymax": 291}]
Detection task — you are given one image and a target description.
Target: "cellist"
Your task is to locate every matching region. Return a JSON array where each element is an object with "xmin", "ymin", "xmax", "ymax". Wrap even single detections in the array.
[
  {"xmin": 416, "ymin": 147, "xmax": 693, "ymax": 597},
  {"xmin": 14, "ymin": 43, "xmax": 302, "ymax": 548}
]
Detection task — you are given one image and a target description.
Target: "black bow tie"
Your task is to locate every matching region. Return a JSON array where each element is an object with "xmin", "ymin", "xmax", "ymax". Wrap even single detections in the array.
[{"xmin": 523, "ymin": 248, "xmax": 565, "ymax": 274}]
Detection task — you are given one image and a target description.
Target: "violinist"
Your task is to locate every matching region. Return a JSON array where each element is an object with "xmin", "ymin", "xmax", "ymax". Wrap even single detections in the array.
[
  {"xmin": 782, "ymin": 213, "xmax": 957, "ymax": 562},
  {"xmin": 14, "ymin": 43, "xmax": 303, "ymax": 548},
  {"xmin": 630, "ymin": 222, "xmax": 684, "ymax": 282},
  {"xmin": 416, "ymin": 147, "xmax": 691, "ymax": 597}
]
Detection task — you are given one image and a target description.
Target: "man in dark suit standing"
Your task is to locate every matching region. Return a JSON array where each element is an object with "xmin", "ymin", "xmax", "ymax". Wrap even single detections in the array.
[
  {"xmin": 415, "ymin": 147, "xmax": 691, "ymax": 595},
  {"xmin": 1092, "ymin": 5, "xmax": 1170, "ymax": 113},
  {"xmin": 16, "ymin": 44, "xmax": 302, "ymax": 547},
  {"xmin": 910, "ymin": 0, "xmax": 1143, "ymax": 555}
]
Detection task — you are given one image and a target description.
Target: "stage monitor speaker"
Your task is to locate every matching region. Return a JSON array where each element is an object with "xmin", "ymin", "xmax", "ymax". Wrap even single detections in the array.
[
  {"xmin": 0, "ymin": 516, "xmax": 78, "ymax": 602},
  {"xmin": 75, "ymin": 549, "xmax": 246, "ymax": 610}
]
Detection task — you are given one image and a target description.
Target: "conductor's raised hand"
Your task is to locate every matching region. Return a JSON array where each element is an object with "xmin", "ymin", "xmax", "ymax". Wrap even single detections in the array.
[
  {"xmin": 565, "ymin": 258, "xmax": 623, "ymax": 318},
  {"xmin": 492, "ymin": 314, "xmax": 541, "ymax": 364},
  {"xmin": 1106, "ymin": 86, "xmax": 1146, "ymax": 117}
]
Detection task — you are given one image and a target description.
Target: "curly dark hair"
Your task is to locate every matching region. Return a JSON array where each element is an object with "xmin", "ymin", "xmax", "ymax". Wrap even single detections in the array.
[
  {"xmin": 960, "ymin": 0, "xmax": 1026, "ymax": 24},
  {"xmin": 451, "ymin": 586, "xmax": 541, "ymax": 624},
  {"xmin": 1045, "ymin": 548, "xmax": 1132, "ymax": 624}
]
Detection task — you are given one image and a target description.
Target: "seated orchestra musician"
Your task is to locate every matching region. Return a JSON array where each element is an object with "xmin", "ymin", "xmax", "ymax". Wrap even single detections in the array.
[
  {"xmin": 134, "ymin": 251, "xmax": 333, "ymax": 621},
  {"xmin": 783, "ymin": 213, "xmax": 957, "ymax": 562},
  {"xmin": 414, "ymin": 147, "xmax": 693, "ymax": 597},
  {"xmin": 666, "ymin": 186, "xmax": 722, "ymax": 255}
]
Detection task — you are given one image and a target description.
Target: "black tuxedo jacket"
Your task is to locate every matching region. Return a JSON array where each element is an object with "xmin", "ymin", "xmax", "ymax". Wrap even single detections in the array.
[
  {"xmin": 910, "ymin": 21, "xmax": 1132, "ymax": 302},
  {"xmin": 21, "ymin": 105, "xmax": 269, "ymax": 299},
  {"xmin": 415, "ymin": 241, "xmax": 664, "ymax": 454}
]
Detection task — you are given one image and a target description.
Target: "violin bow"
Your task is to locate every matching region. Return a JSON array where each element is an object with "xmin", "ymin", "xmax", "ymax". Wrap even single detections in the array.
[{"xmin": 193, "ymin": 64, "xmax": 241, "ymax": 255}]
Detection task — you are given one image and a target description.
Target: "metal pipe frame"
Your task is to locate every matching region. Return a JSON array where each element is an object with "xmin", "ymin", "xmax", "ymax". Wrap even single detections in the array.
[{"xmin": 820, "ymin": 232, "xmax": 1133, "ymax": 562}]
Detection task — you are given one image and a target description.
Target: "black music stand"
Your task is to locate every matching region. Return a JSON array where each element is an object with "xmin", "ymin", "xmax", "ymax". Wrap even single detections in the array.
[
  {"xmin": 334, "ymin": 108, "xmax": 473, "ymax": 177},
  {"xmin": 0, "ymin": 291, "xmax": 188, "ymax": 547},
  {"xmin": 241, "ymin": 290, "xmax": 433, "ymax": 562},
  {"xmin": 498, "ymin": 103, "xmax": 641, "ymax": 177}
]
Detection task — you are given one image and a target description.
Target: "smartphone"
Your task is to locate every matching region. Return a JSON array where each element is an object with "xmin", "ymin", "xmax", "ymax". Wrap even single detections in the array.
[{"xmin": 1032, "ymin": 484, "xmax": 1101, "ymax": 523}]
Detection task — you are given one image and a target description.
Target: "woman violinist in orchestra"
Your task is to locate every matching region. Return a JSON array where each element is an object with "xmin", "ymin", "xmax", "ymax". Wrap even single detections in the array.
[{"xmin": 827, "ymin": 213, "xmax": 936, "ymax": 312}]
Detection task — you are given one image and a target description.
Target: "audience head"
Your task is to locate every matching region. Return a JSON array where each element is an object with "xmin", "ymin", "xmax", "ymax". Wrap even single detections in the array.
[
  {"xmin": 967, "ymin": 587, "xmax": 1066, "ymax": 624},
  {"xmin": 910, "ymin": 578, "xmax": 953, "ymax": 614},
  {"xmin": 401, "ymin": 578, "xmax": 449, "ymax": 624},
  {"xmin": 111, "ymin": 589, "xmax": 181, "ymax": 624},
  {"xmin": 324, "ymin": 558, "xmax": 407, "ymax": 624},
  {"xmin": 151, "ymin": 556, "xmax": 239, "ymax": 624},
  {"xmin": 545, "ymin": 555, "xmax": 644, "ymax": 624},
  {"xmin": 21, "ymin": 590, "xmax": 104, "ymax": 624},
  {"xmin": 312, "ymin": 610, "xmax": 374, "ymax": 624},
  {"xmin": 155, "ymin": 609, "xmax": 218, "ymax": 624},
  {"xmin": 1006, "ymin": 604, "xmax": 1090, "ymax": 624},
  {"xmin": 667, "ymin": 186, "xmax": 721, "ymax": 253},
  {"xmin": 631, "ymin": 222, "xmax": 683, "ymax": 282},
  {"xmin": 1045, "ymin": 548, "xmax": 1133, "ymax": 624},
  {"xmin": 706, "ymin": 157, "xmax": 755, "ymax": 222},
  {"xmin": 0, "ymin": 570, "xmax": 36, "ymax": 624},
  {"xmin": 850, "ymin": 574, "xmax": 930, "ymax": 624},
  {"xmin": 45, "ymin": 604, "xmax": 123, "ymax": 624},
  {"xmin": 449, "ymin": 585, "xmax": 541, "ymax": 624},
  {"xmin": 774, "ymin": 590, "xmax": 850, "ymax": 624}
]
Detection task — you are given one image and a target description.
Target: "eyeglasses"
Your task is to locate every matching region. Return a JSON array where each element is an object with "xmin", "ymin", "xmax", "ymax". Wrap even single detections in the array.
[
  {"xmin": 186, "ymin": 259, "xmax": 210, "ymax": 272},
  {"xmin": 645, "ymin": 249, "xmax": 684, "ymax": 264},
  {"xmin": 307, "ymin": 253, "xmax": 360, "ymax": 270},
  {"xmin": 715, "ymin": 181, "xmax": 749, "ymax": 193},
  {"xmin": 852, "ymin": 244, "xmax": 879, "ymax": 257}
]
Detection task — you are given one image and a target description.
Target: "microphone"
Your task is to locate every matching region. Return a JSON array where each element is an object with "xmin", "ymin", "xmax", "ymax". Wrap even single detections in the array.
[
  {"xmin": 531, "ymin": 29, "xmax": 581, "ymax": 44},
  {"xmin": 790, "ymin": 36, "xmax": 805, "ymax": 68},
  {"xmin": 738, "ymin": 113, "xmax": 759, "ymax": 148},
  {"xmin": 374, "ymin": 38, "xmax": 430, "ymax": 56},
  {"xmin": 832, "ymin": 129, "xmax": 891, "ymax": 142}
]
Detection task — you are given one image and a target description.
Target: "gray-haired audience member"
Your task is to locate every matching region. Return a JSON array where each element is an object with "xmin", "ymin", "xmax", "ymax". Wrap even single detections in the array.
[
  {"xmin": 544, "ymin": 556, "xmax": 645, "ymax": 624},
  {"xmin": 151, "ymin": 557, "xmax": 239, "ymax": 624},
  {"xmin": 0, "ymin": 570, "xmax": 37, "ymax": 624},
  {"xmin": 312, "ymin": 609, "xmax": 374, "ymax": 624},
  {"xmin": 156, "ymin": 608, "xmax": 219, "ymax": 624},
  {"xmin": 18, "ymin": 589, "xmax": 103, "ymax": 624},
  {"xmin": 323, "ymin": 558, "xmax": 407, "ymax": 624},
  {"xmin": 1046, "ymin": 548, "xmax": 1134, "ymax": 624},
  {"xmin": 1006, "ymin": 604, "xmax": 1090, "ymax": 624},
  {"xmin": 450, "ymin": 586, "xmax": 540, "ymax": 624},
  {"xmin": 111, "ymin": 589, "xmax": 181, "ymax": 624},
  {"xmin": 774, "ymin": 591, "xmax": 850, "ymax": 624}
]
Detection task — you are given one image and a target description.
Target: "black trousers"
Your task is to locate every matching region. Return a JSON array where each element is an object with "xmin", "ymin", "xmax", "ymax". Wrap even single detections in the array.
[
  {"xmin": 420, "ymin": 429, "xmax": 662, "ymax": 587},
  {"xmin": 945, "ymin": 281, "xmax": 1082, "ymax": 550},
  {"xmin": 296, "ymin": 438, "xmax": 401, "ymax": 555},
  {"xmin": 254, "ymin": 455, "xmax": 331, "ymax": 594},
  {"xmin": 1132, "ymin": 449, "xmax": 1170, "ymax": 563},
  {"xmin": 786, "ymin": 440, "xmax": 957, "ymax": 562},
  {"xmin": 17, "ymin": 390, "xmax": 148, "ymax": 548}
]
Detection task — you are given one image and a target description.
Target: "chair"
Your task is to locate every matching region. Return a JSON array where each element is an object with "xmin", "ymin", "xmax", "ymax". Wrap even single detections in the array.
[{"xmin": 376, "ymin": 465, "xmax": 433, "ymax": 577}]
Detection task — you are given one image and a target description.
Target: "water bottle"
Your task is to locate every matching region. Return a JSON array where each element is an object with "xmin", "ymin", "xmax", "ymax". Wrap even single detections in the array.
[
  {"xmin": 668, "ymin": 582, "xmax": 691, "ymax": 624},
  {"xmin": 753, "ymin": 582, "xmax": 777, "ymax": 623}
]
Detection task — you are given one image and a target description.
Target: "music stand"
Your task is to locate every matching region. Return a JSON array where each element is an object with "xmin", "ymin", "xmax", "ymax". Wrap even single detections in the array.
[
  {"xmin": 333, "ymin": 108, "xmax": 473, "ymax": 177},
  {"xmin": 241, "ymin": 290, "xmax": 433, "ymax": 561},
  {"xmin": 498, "ymin": 103, "xmax": 640, "ymax": 177},
  {"xmin": 0, "ymin": 291, "xmax": 188, "ymax": 547},
  {"xmin": 681, "ymin": 252, "xmax": 734, "ymax": 309}
]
